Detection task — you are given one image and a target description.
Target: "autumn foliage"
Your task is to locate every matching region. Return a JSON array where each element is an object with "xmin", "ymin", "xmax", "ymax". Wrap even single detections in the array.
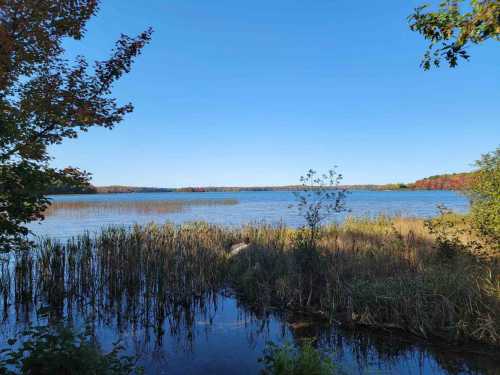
[{"xmin": 411, "ymin": 173, "xmax": 475, "ymax": 190}]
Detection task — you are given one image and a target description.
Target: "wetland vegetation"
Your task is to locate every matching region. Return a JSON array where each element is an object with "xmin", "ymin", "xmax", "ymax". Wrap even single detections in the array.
[
  {"xmin": 1, "ymin": 214, "xmax": 499, "ymax": 373},
  {"xmin": 43, "ymin": 198, "xmax": 239, "ymax": 216},
  {"xmin": 3, "ymin": 217, "xmax": 498, "ymax": 347},
  {"xmin": 1, "ymin": 0, "xmax": 498, "ymax": 373}
]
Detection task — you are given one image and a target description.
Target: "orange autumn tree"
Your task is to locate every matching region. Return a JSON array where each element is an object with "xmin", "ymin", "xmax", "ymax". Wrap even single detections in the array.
[{"xmin": 412, "ymin": 173, "xmax": 475, "ymax": 190}]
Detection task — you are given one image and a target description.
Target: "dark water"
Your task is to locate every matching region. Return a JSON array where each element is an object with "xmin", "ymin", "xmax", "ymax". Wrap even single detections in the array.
[
  {"xmin": 13, "ymin": 191, "xmax": 499, "ymax": 374},
  {"xmin": 29, "ymin": 190, "xmax": 470, "ymax": 239},
  {"xmin": 1, "ymin": 293, "xmax": 497, "ymax": 375}
]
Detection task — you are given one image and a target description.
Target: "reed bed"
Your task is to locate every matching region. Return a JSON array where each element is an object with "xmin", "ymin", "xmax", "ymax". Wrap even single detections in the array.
[
  {"xmin": 232, "ymin": 217, "xmax": 500, "ymax": 346},
  {"xmin": 1, "ymin": 217, "xmax": 498, "ymax": 347},
  {"xmin": 1, "ymin": 223, "xmax": 237, "ymax": 338},
  {"xmin": 43, "ymin": 198, "xmax": 239, "ymax": 216}
]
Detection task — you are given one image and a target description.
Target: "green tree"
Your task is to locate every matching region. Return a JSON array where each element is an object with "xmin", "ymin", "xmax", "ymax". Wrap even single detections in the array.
[
  {"xmin": 0, "ymin": 1, "xmax": 152, "ymax": 251},
  {"xmin": 408, "ymin": 0, "xmax": 499, "ymax": 69},
  {"xmin": 469, "ymin": 147, "xmax": 500, "ymax": 249}
]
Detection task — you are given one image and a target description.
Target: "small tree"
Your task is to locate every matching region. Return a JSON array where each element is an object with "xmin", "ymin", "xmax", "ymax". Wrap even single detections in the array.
[
  {"xmin": 293, "ymin": 168, "xmax": 348, "ymax": 250},
  {"xmin": 0, "ymin": 1, "xmax": 152, "ymax": 251},
  {"xmin": 408, "ymin": 0, "xmax": 499, "ymax": 69}
]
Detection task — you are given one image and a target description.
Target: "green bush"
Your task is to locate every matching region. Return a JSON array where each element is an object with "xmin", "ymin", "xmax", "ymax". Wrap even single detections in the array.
[
  {"xmin": 260, "ymin": 340, "xmax": 340, "ymax": 375},
  {"xmin": 469, "ymin": 147, "xmax": 500, "ymax": 250},
  {"xmin": 0, "ymin": 324, "xmax": 142, "ymax": 375}
]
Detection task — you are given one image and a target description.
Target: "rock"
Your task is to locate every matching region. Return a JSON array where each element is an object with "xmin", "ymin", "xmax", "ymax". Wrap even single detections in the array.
[{"xmin": 229, "ymin": 242, "xmax": 250, "ymax": 257}]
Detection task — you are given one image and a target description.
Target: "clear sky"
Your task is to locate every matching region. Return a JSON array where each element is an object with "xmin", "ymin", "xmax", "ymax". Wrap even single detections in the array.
[{"xmin": 50, "ymin": 0, "xmax": 500, "ymax": 187}]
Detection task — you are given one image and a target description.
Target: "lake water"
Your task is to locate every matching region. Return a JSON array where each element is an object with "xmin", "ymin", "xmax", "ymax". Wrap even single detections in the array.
[
  {"xmin": 30, "ymin": 190, "xmax": 470, "ymax": 239},
  {"xmin": 14, "ymin": 190, "xmax": 499, "ymax": 374},
  {"xmin": 1, "ymin": 291, "xmax": 497, "ymax": 375}
]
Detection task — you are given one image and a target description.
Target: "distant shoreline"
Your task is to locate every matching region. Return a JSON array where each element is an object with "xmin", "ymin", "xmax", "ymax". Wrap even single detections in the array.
[
  {"xmin": 49, "ymin": 184, "xmax": 462, "ymax": 195},
  {"xmin": 47, "ymin": 172, "xmax": 474, "ymax": 195}
]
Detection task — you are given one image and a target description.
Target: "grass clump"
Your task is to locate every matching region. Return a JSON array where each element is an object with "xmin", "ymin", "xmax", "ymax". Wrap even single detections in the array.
[{"xmin": 260, "ymin": 340, "xmax": 339, "ymax": 375}]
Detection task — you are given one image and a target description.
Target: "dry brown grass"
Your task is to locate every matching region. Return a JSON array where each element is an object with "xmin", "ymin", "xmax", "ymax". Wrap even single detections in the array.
[
  {"xmin": 43, "ymin": 198, "xmax": 238, "ymax": 216},
  {"xmin": 232, "ymin": 216, "xmax": 500, "ymax": 346}
]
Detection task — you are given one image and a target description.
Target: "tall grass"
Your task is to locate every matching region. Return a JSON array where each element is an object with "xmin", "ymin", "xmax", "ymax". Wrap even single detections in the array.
[
  {"xmin": 43, "ymin": 198, "xmax": 239, "ymax": 216},
  {"xmin": 1, "ymin": 217, "xmax": 498, "ymax": 347},
  {"xmin": 231, "ymin": 217, "xmax": 499, "ymax": 346},
  {"xmin": 2, "ymin": 223, "xmax": 236, "ymax": 338}
]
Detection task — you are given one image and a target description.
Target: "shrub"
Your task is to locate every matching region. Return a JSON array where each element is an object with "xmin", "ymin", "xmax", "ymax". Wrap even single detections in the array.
[
  {"xmin": 424, "ymin": 205, "xmax": 468, "ymax": 260},
  {"xmin": 469, "ymin": 147, "xmax": 500, "ymax": 251},
  {"xmin": 260, "ymin": 340, "xmax": 339, "ymax": 375},
  {"xmin": 0, "ymin": 324, "xmax": 141, "ymax": 375}
]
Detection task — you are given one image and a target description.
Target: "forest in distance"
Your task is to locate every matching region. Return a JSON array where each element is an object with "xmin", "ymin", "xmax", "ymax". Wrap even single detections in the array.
[{"xmin": 47, "ymin": 172, "xmax": 475, "ymax": 194}]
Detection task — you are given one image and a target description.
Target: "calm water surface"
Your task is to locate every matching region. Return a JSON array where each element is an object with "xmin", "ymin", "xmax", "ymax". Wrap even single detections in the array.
[
  {"xmin": 30, "ymin": 190, "xmax": 470, "ymax": 239},
  {"xmin": 1, "ymin": 293, "xmax": 497, "ymax": 375},
  {"xmin": 16, "ymin": 191, "xmax": 498, "ymax": 374}
]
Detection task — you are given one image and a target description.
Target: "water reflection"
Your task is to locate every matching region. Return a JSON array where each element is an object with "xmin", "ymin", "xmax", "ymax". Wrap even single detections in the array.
[{"xmin": 1, "ymin": 287, "xmax": 498, "ymax": 375}]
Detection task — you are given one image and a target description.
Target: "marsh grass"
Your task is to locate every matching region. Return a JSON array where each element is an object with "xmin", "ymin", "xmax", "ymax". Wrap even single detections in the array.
[
  {"xmin": 43, "ymin": 199, "xmax": 239, "ymax": 216},
  {"xmin": 1, "ymin": 222, "xmax": 237, "ymax": 343},
  {"xmin": 1, "ymin": 217, "xmax": 498, "ymax": 348},
  {"xmin": 232, "ymin": 217, "xmax": 500, "ymax": 346}
]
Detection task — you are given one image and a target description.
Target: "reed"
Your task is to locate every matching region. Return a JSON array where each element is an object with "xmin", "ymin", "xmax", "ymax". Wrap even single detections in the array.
[
  {"xmin": 43, "ymin": 198, "xmax": 239, "ymax": 216},
  {"xmin": 232, "ymin": 217, "xmax": 500, "ymax": 346},
  {"xmin": 1, "ymin": 217, "xmax": 498, "ymax": 348}
]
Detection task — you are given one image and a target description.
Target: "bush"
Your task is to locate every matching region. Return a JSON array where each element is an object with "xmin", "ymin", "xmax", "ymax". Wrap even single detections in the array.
[
  {"xmin": 424, "ymin": 205, "xmax": 468, "ymax": 260},
  {"xmin": 0, "ymin": 324, "xmax": 141, "ymax": 375},
  {"xmin": 469, "ymin": 147, "xmax": 500, "ymax": 251},
  {"xmin": 260, "ymin": 340, "xmax": 339, "ymax": 375}
]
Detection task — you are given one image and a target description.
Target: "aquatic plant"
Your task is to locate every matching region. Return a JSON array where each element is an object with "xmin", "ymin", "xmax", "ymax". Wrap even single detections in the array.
[
  {"xmin": 43, "ymin": 198, "xmax": 239, "ymax": 216},
  {"xmin": 1, "ymin": 222, "xmax": 235, "ymax": 344},
  {"xmin": 230, "ymin": 216, "xmax": 500, "ymax": 346},
  {"xmin": 0, "ymin": 217, "xmax": 498, "ymax": 349}
]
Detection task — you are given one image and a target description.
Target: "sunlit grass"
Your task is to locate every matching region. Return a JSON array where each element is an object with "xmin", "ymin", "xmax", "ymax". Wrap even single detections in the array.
[{"xmin": 43, "ymin": 198, "xmax": 239, "ymax": 216}]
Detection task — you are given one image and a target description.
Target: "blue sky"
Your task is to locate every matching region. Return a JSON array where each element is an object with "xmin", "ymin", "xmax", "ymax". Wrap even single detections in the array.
[{"xmin": 51, "ymin": 0, "xmax": 500, "ymax": 187}]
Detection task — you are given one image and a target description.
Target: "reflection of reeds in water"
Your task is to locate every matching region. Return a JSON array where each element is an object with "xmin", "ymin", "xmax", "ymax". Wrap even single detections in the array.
[
  {"xmin": 2, "ymin": 222, "xmax": 235, "ymax": 345},
  {"xmin": 1, "ymin": 217, "xmax": 498, "ymax": 350},
  {"xmin": 44, "ymin": 199, "xmax": 239, "ymax": 216}
]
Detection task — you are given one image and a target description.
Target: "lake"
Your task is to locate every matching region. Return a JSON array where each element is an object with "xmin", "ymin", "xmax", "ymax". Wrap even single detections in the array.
[
  {"xmin": 1, "ymin": 291, "xmax": 497, "ymax": 375},
  {"xmin": 12, "ymin": 190, "xmax": 499, "ymax": 374},
  {"xmin": 30, "ymin": 190, "xmax": 470, "ymax": 239}
]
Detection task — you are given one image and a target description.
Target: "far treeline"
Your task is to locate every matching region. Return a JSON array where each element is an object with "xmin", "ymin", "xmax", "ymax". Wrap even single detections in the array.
[{"xmin": 47, "ymin": 172, "xmax": 476, "ymax": 194}]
